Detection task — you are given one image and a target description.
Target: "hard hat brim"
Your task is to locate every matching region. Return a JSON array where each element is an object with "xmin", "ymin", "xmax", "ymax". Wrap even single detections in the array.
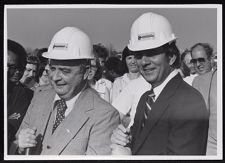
[{"xmin": 128, "ymin": 37, "xmax": 177, "ymax": 52}]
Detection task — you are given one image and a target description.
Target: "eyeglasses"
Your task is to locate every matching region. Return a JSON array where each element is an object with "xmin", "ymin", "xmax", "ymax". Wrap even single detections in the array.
[
  {"xmin": 190, "ymin": 58, "xmax": 206, "ymax": 64},
  {"xmin": 7, "ymin": 64, "xmax": 23, "ymax": 72}
]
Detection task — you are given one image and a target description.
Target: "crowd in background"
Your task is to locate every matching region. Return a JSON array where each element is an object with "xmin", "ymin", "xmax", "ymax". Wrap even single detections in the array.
[{"xmin": 7, "ymin": 19, "xmax": 218, "ymax": 155}]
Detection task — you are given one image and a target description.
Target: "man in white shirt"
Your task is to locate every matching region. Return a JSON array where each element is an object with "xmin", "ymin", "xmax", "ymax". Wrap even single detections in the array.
[
  {"xmin": 11, "ymin": 27, "xmax": 119, "ymax": 155},
  {"xmin": 111, "ymin": 12, "xmax": 209, "ymax": 155}
]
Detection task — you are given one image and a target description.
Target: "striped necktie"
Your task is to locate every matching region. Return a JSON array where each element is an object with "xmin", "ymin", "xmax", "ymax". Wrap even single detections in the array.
[
  {"xmin": 52, "ymin": 99, "xmax": 67, "ymax": 134},
  {"xmin": 141, "ymin": 89, "xmax": 155, "ymax": 130}
]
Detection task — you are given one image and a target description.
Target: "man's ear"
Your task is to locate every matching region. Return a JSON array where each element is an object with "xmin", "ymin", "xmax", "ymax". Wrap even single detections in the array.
[
  {"xmin": 169, "ymin": 55, "xmax": 176, "ymax": 66},
  {"xmin": 83, "ymin": 65, "xmax": 90, "ymax": 80}
]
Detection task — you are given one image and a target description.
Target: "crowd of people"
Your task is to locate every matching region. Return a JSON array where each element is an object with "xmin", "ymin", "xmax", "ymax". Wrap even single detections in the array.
[{"xmin": 7, "ymin": 12, "xmax": 217, "ymax": 156}]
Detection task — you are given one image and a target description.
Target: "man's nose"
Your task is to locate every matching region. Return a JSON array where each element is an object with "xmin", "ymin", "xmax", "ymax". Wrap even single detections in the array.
[
  {"xmin": 14, "ymin": 69, "xmax": 21, "ymax": 74},
  {"xmin": 141, "ymin": 56, "xmax": 151, "ymax": 66},
  {"xmin": 51, "ymin": 70, "xmax": 61, "ymax": 81},
  {"xmin": 196, "ymin": 60, "xmax": 202, "ymax": 67}
]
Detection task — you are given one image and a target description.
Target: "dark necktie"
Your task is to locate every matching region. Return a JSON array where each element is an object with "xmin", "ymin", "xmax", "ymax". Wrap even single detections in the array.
[
  {"xmin": 52, "ymin": 99, "xmax": 67, "ymax": 134},
  {"xmin": 141, "ymin": 89, "xmax": 155, "ymax": 130}
]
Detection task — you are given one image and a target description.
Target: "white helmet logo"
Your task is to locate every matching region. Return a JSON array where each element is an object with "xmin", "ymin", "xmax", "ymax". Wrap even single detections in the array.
[
  {"xmin": 53, "ymin": 43, "xmax": 68, "ymax": 50},
  {"xmin": 138, "ymin": 33, "xmax": 155, "ymax": 41}
]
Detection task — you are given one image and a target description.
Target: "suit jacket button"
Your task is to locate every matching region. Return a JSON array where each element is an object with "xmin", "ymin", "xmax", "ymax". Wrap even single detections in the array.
[{"xmin": 47, "ymin": 145, "xmax": 51, "ymax": 149}]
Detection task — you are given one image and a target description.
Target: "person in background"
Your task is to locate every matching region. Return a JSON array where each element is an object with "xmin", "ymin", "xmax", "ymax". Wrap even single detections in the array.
[
  {"xmin": 111, "ymin": 46, "xmax": 140, "ymax": 102},
  {"xmin": 190, "ymin": 43, "xmax": 213, "ymax": 76},
  {"xmin": 104, "ymin": 56, "xmax": 124, "ymax": 83},
  {"xmin": 93, "ymin": 43, "xmax": 108, "ymax": 68},
  {"xmin": 36, "ymin": 48, "xmax": 51, "ymax": 87},
  {"xmin": 90, "ymin": 46, "xmax": 112, "ymax": 102},
  {"xmin": 112, "ymin": 75, "xmax": 151, "ymax": 128},
  {"xmin": 19, "ymin": 55, "xmax": 40, "ymax": 90},
  {"xmin": 181, "ymin": 49, "xmax": 198, "ymax": 85},
  {"xmin": 7, "ymin": 39, "xmax": 33, "ymax": 153},
  {"xmin": 87, "ymin": 57, "xmax": 110, "ymax": 102},
  {"xmin": 193, "ymin": 69, "xmax": 217, "ymax": 155},
  {"xmin": 111, "ymin": 12, "xmax": 209, "ymax": 155},
  {"xmin": 11, "ymin": 27, "xmax": 119, "ymax": 155},
  {"xmin": 7, "ymin": 39, "xmax": 27, "ymax": 85}
]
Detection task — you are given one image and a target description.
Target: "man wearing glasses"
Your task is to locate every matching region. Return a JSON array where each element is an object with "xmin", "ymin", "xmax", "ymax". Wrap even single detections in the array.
[
  {"xmin": 7, "ymin": 39, "xmax": 34, "ymax": 153},
  {"xmin": 190, "ymin": 43, "xmax": 213, "ymax": 75}
]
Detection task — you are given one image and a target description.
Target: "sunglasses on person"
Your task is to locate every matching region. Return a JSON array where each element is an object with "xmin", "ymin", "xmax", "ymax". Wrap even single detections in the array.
[
  {"xmin": 7, "ymin": 64, "xmax": 23, "ymax": 72},
  {"xmin": 190, "ymin": 58, "xmax": 206, "ymax": 64}
]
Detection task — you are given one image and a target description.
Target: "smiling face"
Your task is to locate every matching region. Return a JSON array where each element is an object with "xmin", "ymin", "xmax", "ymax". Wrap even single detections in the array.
[
  {"xmin": 126, "ymin": 55, "xmax": 139, "ymax": 73},
  {"xmin": 49, "ymin": 61, "xmax": 89, "ymax": 100},
  {"xmin": 191, "ymin": 45, "xmax": 212, "ymax": 75},
  {"xmin": 136, "ymin": 52, "xmax": 174, "ymax": 88}
]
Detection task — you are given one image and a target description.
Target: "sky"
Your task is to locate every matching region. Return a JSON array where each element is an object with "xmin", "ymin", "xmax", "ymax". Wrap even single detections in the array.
[{"xmin": 6, "ymin": 5, "xmax": 219, "ymax": 53}]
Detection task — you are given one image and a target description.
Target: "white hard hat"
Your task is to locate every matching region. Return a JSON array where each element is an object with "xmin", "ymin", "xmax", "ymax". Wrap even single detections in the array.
[
  {"xmin": 127, "ymin": 12, "xmax": 176, "ymax": 51},
  {"xmin": 43, "ymin": 27, "xmax": 94, "ymax": 60}
]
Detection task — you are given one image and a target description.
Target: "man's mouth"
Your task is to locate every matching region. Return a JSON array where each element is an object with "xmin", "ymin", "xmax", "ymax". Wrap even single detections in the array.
[{"xmin": 143, "ymin": 67, "xmax": 155, "ymax": 73}]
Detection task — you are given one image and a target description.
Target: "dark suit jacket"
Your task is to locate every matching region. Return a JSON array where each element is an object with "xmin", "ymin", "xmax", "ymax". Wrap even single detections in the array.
[
  {"xmin": 11, "ymin": 85, "xmax": 119, "ymax": 155},
  {"xmin": 8, "ymin": 82, "xmax": 33, "ymax": 147},
  {"xmin": 130, "ymin": 74, "xmax": 209, "ymax": 155}
]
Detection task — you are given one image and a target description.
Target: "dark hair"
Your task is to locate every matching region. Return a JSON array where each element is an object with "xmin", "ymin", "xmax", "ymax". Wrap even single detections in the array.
[
  {"xmin": 34, "ymin": 48, "xmax": 48, "ymax": 78},
  {"xmin": 26, "ymin": 55, "xmax": 40, "ymax": 81},
  {"xmin": 165, "ymin": 41, "xmax": 181, "ymax": 69},
  {"xmin": 93, "ymin": 44, "xmax": 108, "ymax": 60},
  {"xmin": 36, "ymin": 48, "xmax": 48, "ymax": 66},
  {"xmin": 181, "ymin": 49, "xmax": 191, "ymax": 62},
  {"xmin": 93, "ymin": 58, "xmax": 102, "ymax": 82},
  {"xmin": 7, "ymin": 39, "xmax": 27, "ymax": 69},
  {"xmin": 190, "ymin": 43, "xmax": 213, "ymax": 59},
  {"xmin": 121, "ymin": 46, "xmax": 134, "ymax": 73},
  {"xmin": 105, "ymin": 56, "xmax": 125, "ymax": 76}
]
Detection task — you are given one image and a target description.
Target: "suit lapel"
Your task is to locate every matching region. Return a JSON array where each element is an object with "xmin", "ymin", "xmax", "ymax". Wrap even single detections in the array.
[
  {"xmin": 132, "ymin": 74, "xmax": 183, "ymax": 154},
  {"xmin": 44, "ymin": 87, "xmax": 94, "ymax": 155}
]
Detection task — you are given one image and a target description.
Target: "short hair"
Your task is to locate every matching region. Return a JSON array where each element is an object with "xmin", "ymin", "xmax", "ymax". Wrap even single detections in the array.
[
  {"xmin": 7, "ymin": 39, "xmax": 27, "ymax": 69},
  {"xmin": 190, "ymin": 43, "xmax": 214, "ymax": 59},
  {"xmin": 26, "ymin": 55, "xmax": 40, "ymax": 66},
  {"xmin": 164, "ymin": 41, "xmax": 181, "ymax": 69},
  {"xmin": 181, "ymin": 49, "xmax": 191, "ymax": 62}
]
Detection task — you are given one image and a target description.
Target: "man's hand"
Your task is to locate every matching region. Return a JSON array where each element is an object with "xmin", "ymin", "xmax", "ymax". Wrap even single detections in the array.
[
  {"xmin": 111, "ymin": 124, "xmax": 131, "ymax": 146},
  {"xmin": 110, "ymin": 144, "xmax": 132, "ymax": 155},
  {"xmin": 17, "ymin": 127, "xmax": 37, "ymax": 154}
]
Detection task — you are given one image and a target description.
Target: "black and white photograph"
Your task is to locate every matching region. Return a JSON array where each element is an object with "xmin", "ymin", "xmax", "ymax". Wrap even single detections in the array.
[{"xmin": 4, "ymin": 4, "xmax": 222, "ymax": 160}]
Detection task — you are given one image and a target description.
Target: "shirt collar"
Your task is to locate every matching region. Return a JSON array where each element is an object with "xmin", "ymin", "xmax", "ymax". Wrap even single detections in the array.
[
  {"xmin": 53, "ymin": 92, "xmax": 81, "ymax": 111},
  {"xmin": 153, "ymin": 70, "xmax": 178, "ymax": 101}
]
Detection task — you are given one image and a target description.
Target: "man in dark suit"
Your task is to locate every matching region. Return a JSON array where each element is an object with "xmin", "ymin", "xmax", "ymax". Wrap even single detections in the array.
[
  {"xmin": 7, "ymin": 39, "xmax": 34, "ymax": 152},
  {"xmin": 111, "ymin": 12, "xmax": 209, "ymax": 155}
]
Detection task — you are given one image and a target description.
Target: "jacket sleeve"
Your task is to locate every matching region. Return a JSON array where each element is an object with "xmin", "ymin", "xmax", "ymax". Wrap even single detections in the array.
[
  {"xmin": 85, "ymin": 106, "xmax": 120, "ymax": 155},
  {"xmin": 8, "ymin": 89, "xmax": 37, "ymax": 155}
]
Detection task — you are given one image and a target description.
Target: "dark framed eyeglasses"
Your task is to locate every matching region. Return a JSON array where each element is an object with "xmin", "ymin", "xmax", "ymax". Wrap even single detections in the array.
[
  {"xmin": 7, "ymin": 64, "xmax": 23, "ymax": 72},
  {"xmin": 190, "ymin": 58, "xmax": 206, "ymax": 64}
]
